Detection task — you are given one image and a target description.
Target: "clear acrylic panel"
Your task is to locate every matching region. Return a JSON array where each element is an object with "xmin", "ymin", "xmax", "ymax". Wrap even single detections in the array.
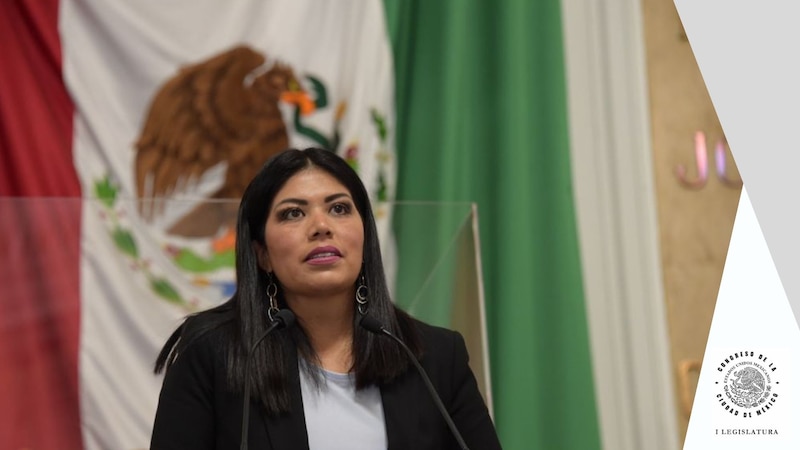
[{"xmin": 0, "ymin": 197, "xmax": 490, "ymax": 447}]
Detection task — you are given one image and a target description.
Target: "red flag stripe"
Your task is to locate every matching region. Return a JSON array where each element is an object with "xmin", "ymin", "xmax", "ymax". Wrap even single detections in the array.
[{"xmin": 0, "ymin": 0, "xmax": 82, "ymax": 448}]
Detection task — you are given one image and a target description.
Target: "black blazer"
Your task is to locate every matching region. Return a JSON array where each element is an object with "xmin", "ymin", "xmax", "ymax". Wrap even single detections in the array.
[{"xmin": 151, "ymin": 319, "xmax": 501, "ymax": 449}]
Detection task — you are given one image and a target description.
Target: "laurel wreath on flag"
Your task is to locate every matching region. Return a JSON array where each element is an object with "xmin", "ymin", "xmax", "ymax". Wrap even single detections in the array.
[{"xmin": 93, "ymin": 177, "xmax": 192, "ymax": 309}]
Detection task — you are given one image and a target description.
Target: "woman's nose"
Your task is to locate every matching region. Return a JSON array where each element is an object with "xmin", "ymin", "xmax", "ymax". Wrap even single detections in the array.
[{"xmin": 309, "ymin": 212, "xmax": 332, "ymax": 238}]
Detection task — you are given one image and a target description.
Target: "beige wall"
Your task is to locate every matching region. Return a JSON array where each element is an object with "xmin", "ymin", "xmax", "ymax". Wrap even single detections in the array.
[{"xmin": 640, "ymin": 0, "xmax": 742, "ymax": 443}]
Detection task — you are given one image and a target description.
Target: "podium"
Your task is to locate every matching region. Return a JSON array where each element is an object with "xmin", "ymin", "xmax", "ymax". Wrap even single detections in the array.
[{"xmin": 0, "ymin": 197, "xmax": 492, "ymax": 447}]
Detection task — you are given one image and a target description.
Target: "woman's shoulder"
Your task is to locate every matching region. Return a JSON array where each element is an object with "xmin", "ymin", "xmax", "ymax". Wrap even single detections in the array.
[
  {"xmin": 180, "ymin": 305, "xmax": 236, "ymax": 347},
  {"xmin": 398, "ymin": 312, "xmax": 465, "ymax": 360},
  {"xmin": 409, "ymin": 317, "xmax": 460, "ymax": 342},
  {"xmin": 184, "ymin": 304, "xmax": 235, "ymax": 330},
  {"xmin": 162, "ymin": 303, "xmax": 237, "ymax": 367}
]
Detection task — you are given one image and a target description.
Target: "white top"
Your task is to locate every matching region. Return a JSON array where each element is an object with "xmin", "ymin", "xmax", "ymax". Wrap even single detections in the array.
[{"xmin": 299, "ymin": 363, "xmax": 387, "ymax": 450}]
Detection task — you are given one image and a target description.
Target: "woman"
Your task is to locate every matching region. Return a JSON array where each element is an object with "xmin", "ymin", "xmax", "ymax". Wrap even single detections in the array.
[{"xmin": 151, "ymin": 148, "xmax": 501, "ymax": 449}]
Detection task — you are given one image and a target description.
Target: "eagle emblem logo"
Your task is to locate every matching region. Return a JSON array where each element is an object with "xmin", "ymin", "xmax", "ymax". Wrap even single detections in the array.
[{"xmin": 95, "ymin": 45, "xmax": 352, "ymax": 308}]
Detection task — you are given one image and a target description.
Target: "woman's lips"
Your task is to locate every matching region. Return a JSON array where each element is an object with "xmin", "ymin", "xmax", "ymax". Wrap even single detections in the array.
[{"xmin": 305, "ymin": 246, "xmax": 342, "ymax": 265}]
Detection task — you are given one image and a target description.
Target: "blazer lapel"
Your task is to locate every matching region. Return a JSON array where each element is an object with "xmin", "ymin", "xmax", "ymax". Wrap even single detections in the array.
[
  {"xmin": 381, "ymin": 371, "xmax": 421, "ymax": 450},
  {"xmin": 260, "ymin": 349, "xmax": 310, "ymax": 450}
]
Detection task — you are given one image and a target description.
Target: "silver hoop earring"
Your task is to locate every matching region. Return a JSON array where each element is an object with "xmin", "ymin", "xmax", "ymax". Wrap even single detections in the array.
[
  {"xmin": 355, "ymin": 274, "xmax": 368, "ymax": 315},
  {"xmin": 267, "ymin": 272, "xmax": 280, "ymax": 322}
]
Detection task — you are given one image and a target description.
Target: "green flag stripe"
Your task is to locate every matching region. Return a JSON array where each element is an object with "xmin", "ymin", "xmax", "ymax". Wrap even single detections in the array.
[{"xmin": 385, "ymin": 1, "xmax": 601, "ymax": 448}]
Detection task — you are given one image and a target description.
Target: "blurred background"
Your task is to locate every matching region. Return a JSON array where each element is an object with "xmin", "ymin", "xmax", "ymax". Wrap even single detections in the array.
[{"xmin": 0, "ymin": 0, "xmax": 740, "ymax": 448}]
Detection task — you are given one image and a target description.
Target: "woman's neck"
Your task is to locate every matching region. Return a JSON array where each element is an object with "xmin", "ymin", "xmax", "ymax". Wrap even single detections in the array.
[{"xmin": 287, "ymin": 291, "xmax": 355, "ymax": 373}]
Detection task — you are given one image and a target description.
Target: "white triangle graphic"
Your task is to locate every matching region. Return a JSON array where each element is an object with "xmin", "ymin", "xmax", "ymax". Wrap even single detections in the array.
[{"xmin": 685, "ymin": 188, "xmax": 800, "ymax": 449}]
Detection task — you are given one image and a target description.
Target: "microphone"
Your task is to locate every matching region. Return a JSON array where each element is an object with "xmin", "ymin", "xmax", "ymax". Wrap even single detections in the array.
[
  {"xmin": 240, "ymin": 309, "xmax": 296, "ymax": 450},
  {"xmin": 359, "ymin": 315, "xmax": 470, "ymax": 450}
]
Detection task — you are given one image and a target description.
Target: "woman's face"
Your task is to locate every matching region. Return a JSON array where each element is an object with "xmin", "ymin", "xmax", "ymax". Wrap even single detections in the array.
[{"xmin": 258, "ymin": 167, "xmax": 364, "ymax": 300}]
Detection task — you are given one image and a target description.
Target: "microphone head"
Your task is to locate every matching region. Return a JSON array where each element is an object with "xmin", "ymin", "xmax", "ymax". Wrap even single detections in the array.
[
  {"xmin": 272, "ymin": 309, "xmax": 296, "ymax": 329},
  {"xmin": 358, "ymin": 314, "xmax": 385, "ymax": 334}
]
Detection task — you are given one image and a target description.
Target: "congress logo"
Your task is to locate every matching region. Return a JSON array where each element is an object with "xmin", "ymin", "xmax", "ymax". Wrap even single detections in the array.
[{"xmin": 714, "ymin": 351, "xmax": 780, "ymax": 418}]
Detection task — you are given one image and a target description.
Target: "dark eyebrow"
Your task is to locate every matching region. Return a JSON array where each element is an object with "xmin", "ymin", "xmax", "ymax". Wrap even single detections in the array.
[
  {"xmin": 273, "ymin": 198, "xmax": 308, "ymax": 209},
  {"xmin": 273, "ymin": 193, "xmax": 351, "ymax": 209},
  {"xmin": 325, "ymin": 193, "xmax": 351, "ymax": 203}
]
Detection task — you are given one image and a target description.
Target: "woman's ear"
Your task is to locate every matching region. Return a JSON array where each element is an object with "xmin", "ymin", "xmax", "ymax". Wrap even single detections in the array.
[{"xmin": 253, "ymin": 241, "xmax": 272, "ymax": 272}]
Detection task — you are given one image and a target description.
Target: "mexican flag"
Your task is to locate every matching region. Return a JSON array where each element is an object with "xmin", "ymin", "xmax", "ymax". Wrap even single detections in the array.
[{"xmin": 2, "ymin": 1, "xmax": 398, "ymax": 448}]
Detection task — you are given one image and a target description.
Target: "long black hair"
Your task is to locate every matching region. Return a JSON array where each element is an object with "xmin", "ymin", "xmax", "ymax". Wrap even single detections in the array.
[{"xmin": 154, "ymin": 148, "xmax": 421, "ymax": 416}]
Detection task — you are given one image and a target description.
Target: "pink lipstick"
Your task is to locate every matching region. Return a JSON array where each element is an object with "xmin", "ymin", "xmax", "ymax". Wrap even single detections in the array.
[{"xmin": 305, "ymin": 246, "xmax": 342, "ymax": 265}]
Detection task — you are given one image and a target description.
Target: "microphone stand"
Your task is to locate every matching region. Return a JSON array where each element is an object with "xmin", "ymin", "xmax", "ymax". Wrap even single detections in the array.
[
  {"xmin": 240, "ymin": 309, "xmax": 295, "ymax": 450},
  {"xmin": 359, "ymin": 315, "xmax": 470, "ymax": 450}
]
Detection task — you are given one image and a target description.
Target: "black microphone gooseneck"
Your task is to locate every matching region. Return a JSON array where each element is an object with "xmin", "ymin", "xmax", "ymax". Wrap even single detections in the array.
[
  {"xmin": 359, "ymin": 315, "xmax": 470, "ymax": 450},
  {"xmin": 240, "ymin": 309, "xmax": 296, "ymax": 450}
]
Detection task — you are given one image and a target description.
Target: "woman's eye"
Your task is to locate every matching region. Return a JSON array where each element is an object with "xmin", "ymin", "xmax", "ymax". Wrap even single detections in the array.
[
  {"xmin": 331, "ymin": 203, "xmax": 351, "ymax": 215},
  {"xmin": 280, "ymin": 208, "xmax": 304, "ymax": 220}
]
